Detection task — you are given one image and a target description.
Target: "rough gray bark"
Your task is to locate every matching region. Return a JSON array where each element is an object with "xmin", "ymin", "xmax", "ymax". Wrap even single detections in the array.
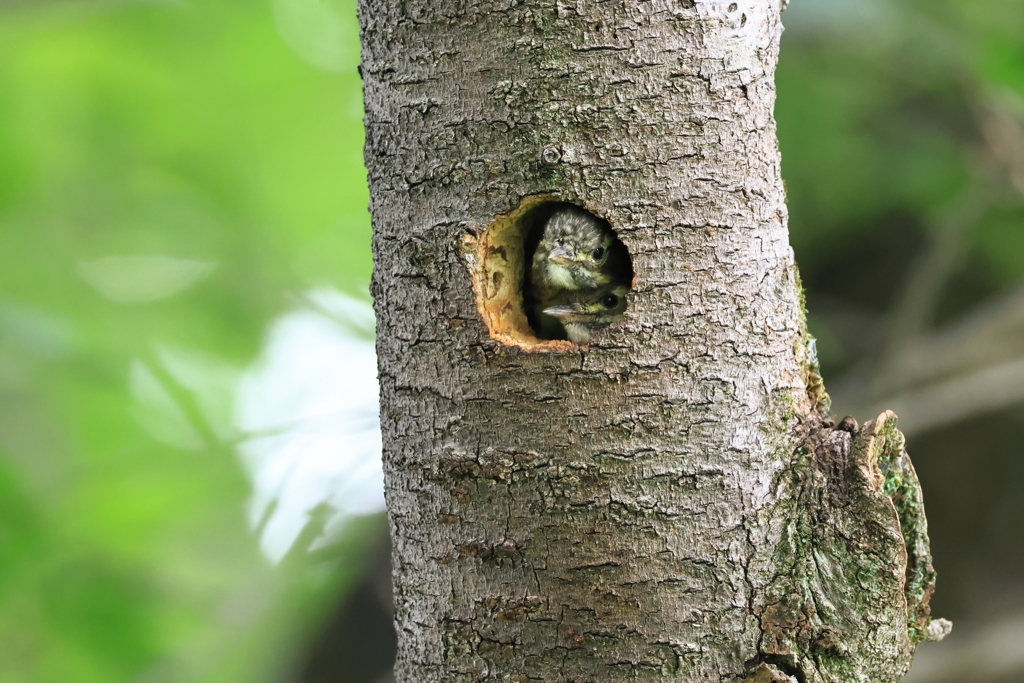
[{"xmin": 358, "ymin": 2, "xmax": 942, "ymax": 682}]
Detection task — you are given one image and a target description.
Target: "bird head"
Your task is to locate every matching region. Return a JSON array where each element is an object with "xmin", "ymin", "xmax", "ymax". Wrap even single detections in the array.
[
  {"xmin": 536, "ymin": 207, "xmax": 616, "ymax": 289},
  {"xmin": 542, "ymin": 284, "xmax": 629, "ymax": 343}
]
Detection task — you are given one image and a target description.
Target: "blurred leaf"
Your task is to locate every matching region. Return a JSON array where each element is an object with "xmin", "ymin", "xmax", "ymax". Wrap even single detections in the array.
[{"xmin": 77, "ymin": 256, "xmax": 219, "ymax": 303}]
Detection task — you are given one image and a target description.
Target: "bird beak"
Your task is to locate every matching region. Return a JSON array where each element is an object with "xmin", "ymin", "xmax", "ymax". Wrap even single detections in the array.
[
  {"xmin": 542, "ymin": 304, "xmax": 588, "ymax": 323},
  {"xmin": 547, "ymin": 243, "xmax": 573, "ymax": 266}
]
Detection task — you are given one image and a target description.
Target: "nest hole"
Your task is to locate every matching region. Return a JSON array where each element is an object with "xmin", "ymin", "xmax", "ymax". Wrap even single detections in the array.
[{"xmin": 467, "ymin": 195, "xmax": 633, "ymax": 351}]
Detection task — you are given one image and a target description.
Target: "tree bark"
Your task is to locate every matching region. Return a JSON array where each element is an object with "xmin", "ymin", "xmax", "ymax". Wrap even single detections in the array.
[{"xmin": 358, "ymin": 2, "xmax": 942, "ymax": 682}]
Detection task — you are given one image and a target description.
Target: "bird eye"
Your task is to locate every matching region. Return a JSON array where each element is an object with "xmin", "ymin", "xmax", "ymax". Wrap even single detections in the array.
[
  {"xmin": 592, "ymin": 247, "xmax": 605, "ymax": 260},
  {"xmin": 602, "ymin": 294, "xmax": 618, "ymax": 308}
]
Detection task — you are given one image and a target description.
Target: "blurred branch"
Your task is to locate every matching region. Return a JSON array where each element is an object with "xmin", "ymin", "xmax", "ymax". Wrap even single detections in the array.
[
  {"xmin": 834, "ymin": 283, "xmax": 1024, "ymax": 436},
  {"xmin": 142, "ymin": 349, "xmax": 226, "ymax": 450},
  {"xmin": 859, "ymin": 354, "xmax": 1024, "ymax": 437},
  {"xmin": 870, "ymin": 179, "xmax": 993, "ymax": 397},
  {"xmin": 976, "ymin": 88, "xmax": 1024, "ymax": 198},
  {"xmin": 882, "ymin": 284, "xmax": 1024, "ymax": 390},
  {"xmin": 832, "ymin": 84, "xmax": 1024, "ymax": 432}
]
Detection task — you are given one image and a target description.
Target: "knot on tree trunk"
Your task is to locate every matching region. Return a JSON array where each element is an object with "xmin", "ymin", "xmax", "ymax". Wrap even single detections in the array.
[{"xmin": 750, "ymin": 411, "xmax": 946, "ymax": 683}]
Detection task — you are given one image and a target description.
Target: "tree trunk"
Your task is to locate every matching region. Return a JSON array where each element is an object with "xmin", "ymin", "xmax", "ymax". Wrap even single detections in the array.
[{"xmin": 358, "ymin": 2, "xmax": 943, "ymax": 682}]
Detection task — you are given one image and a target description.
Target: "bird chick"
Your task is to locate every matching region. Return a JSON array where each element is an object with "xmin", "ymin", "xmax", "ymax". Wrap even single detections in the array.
[
  {"xmin": 530, "ymin": 206, "xmax": 627, "ymax": 298},
  {"xmin": 542, "ymin": 283, "xmax": 629, "ymax": 344}
]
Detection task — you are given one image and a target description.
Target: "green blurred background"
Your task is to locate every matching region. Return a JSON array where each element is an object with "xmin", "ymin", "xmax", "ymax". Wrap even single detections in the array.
[{"xmin": 1, "ymin": 0, "xmax": 1023, "ymax": 681}]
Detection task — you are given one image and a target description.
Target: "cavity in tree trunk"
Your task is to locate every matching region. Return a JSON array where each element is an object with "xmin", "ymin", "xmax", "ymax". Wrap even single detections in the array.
[{"xmin": 358, "ymin": 2, "xmax": 945, "ymax": 681}]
